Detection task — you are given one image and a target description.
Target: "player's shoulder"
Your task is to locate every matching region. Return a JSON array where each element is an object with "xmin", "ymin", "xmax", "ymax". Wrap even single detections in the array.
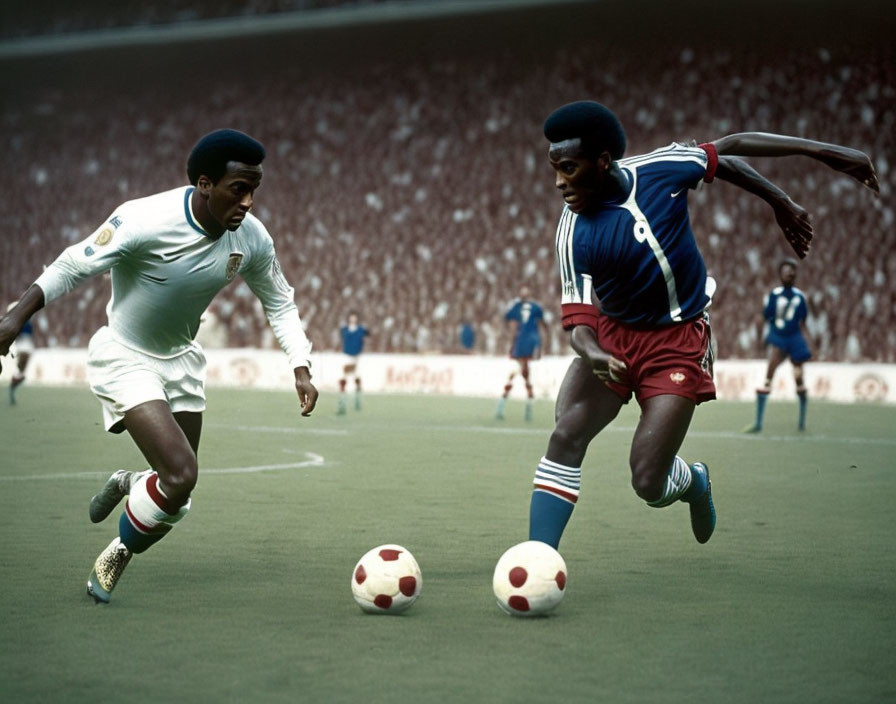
[
  {"xmin": 117, "ymin": 186, "xmax": 189, "ymax": 214},
  {"xmin": 620, "ymin": 142, "xmax": 707, "ymax": 169},
  {"xmin": 240, "ymin": 212, "xmax": 272, "ymax": 241},
  {"xmin": 108, "ymin": 186, "xmax": 191, "ymax": 233},
  {"xmin": 771, "ymin": 285, "xmax": 785, "ymax": 295}
]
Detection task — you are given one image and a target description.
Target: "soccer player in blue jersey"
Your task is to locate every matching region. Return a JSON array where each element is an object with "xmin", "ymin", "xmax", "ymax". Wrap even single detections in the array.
[
  {"xmin": 527, "ymin": 101, "xmax": 878, "ymax": 550},
  {"xmin": 0, "ymin": 129, "xmax": 318, "ymax": 603},
  {"xmin": 745, "ymin": 259, "xmax": 811, "ymax": 433},
  {"xmin": 496, "ymin": 286, "xmax": 549, "ymax": 421},
  {"xmin": 338, "ymin": 311, "xmax": 370, "ymax": 414}
]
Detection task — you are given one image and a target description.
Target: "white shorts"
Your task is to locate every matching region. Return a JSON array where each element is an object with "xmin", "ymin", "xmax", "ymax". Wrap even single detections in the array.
[
  {"xmin": 87, "ymin": 326, "xmax": 207, "ymax": 433},
  {"xmin": 342, "ymin": 354, "xmax": 361, "ymax": 372}
]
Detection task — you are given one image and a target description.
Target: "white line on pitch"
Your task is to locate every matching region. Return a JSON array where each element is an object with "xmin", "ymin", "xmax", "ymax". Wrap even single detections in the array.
[
  {"xmin": 0, "ymin": 454, "xmax": 329, "ymax": 482},
  {"xmin": 206, "ymin": 423, "xmax": 348, "ymax": 435},
  {"xmin": 207, "ymin": 420, "xmax": 896, "ymax": 446}
]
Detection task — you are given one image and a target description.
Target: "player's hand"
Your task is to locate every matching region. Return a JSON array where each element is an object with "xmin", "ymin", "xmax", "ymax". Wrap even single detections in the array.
[
  {"xmin": 294, "ymin": 366, "xmax": 318, "ymax": 417},
  {"xmin": 592, "ymin": 356, "xmax": 628, "ymax": 385},
  {"xmin": 817, "ymin": 147, "xmax": 880, "ymax": 193},
  {"xmin": 772, "ymin": 197, "xmax": 813, "ymax": 259},
  {"xmin": 0, "ymin": 315, "xmax": 18, "ymax": 374}
]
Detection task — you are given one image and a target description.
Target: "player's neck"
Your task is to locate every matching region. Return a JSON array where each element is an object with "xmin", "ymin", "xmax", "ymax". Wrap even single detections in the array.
[{"xmin": 189, "ymin": 188, "xmax": 226, "ymax": 240}]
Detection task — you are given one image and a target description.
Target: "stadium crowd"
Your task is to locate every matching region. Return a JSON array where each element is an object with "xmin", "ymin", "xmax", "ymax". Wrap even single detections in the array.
[{"xmin": 1, "ymin": 15, "xmax": 893, "ymax": 361}]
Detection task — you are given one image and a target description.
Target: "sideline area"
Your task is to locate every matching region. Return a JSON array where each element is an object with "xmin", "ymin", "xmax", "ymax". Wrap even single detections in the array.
[{"xmin": 2, "ymin": 348, "xmax": 893, "ymax": 404}]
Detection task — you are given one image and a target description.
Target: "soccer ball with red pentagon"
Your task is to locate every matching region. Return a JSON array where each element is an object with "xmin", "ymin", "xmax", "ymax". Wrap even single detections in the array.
[
  {"xmin": 493, "ymin": 540, "xmax": 567, "ymax": 616},
  {"xmin": 351, "ymin": 544, "xmax": 422, "ymax": 614}
]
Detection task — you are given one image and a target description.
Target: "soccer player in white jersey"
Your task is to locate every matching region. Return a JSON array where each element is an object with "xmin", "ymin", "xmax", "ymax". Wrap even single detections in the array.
[
  {"xmin": 527, "ymin": 101, "xmax": 878, "ymax": 551},
  {"xmin": 0, "ymin": 129, "xmax": 319, "ymax": 603}
]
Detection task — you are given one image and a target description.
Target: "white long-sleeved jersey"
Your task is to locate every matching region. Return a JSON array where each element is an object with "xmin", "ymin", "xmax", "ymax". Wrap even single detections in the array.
[{"xmin": 34, "ymin": 186, "xmax": 312, "ymax": 369}]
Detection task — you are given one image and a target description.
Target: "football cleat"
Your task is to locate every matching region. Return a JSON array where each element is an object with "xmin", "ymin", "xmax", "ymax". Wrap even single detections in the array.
[
  {"xmin": 742, "ymin": 424, "xmax": 762, "ymax": 434},
  {"xmin": 87, "ymin": 537, "xmax": 132, "ymax": 603},
  {"xmin": 687, "ymin": 462, "xmax": 716, "ymax": 544},
  {"xmin": 89, "ymin": 469, "xmax": 134, "ymax": 523}
]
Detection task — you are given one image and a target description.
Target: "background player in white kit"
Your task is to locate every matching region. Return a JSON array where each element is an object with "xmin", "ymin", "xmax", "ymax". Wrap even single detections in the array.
[{"xmin": 0, "ymin": 129, "xmax": 318, "ymax": 603}]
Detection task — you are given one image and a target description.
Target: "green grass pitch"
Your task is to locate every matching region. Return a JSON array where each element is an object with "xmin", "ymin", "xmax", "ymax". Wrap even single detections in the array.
[{"xmin": 1, "ymin": 386, "xmax": 894, "ymax": 703}]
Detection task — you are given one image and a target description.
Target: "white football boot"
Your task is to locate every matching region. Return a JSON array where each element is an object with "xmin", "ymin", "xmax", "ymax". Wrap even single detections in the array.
[{"xmin": 87, "ymin": 537, "xmax": 133, "ymax": 604}]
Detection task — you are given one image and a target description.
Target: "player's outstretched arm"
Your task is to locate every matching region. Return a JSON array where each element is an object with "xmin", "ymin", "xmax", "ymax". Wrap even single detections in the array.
[
  {"xmin": 294, "ymin": 366, "xmax": 318, "ymax": 417},
  {"xmin": 711, "ymin": 132, "xmax": 879, "ymax": 193},
  {"xmin": 715, "ymin": 156, "xmax": 814, "ymax": 258},
  {"xmin": 0, "ymin": 285, "xmax": 46, "ymax": 373}
]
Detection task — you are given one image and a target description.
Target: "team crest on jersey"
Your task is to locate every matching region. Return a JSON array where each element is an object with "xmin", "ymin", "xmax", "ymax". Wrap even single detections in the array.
[
  {"xmin": 669, "ymin": 372, "xmax": 686, "ymax": 384},
  {"xmin": 94, "ymin": 228, "xmax": 114, "ymax": 246},
  {"xmin": 225, "ymin": 252, "xmax": 244, "ymax": 280}
]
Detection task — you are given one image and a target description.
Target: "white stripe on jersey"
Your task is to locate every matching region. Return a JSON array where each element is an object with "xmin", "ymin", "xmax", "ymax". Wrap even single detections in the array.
[
  {"xmin": 622, "ymin": 143, "xmax": 708, "ymax": 169},
  {"xmin": 555, "ymin": 207, "xmax": 582, "ymax": 305},
  {"xmin": 620, "ymin": 168, "xmax": 684, "ymax": 321}
]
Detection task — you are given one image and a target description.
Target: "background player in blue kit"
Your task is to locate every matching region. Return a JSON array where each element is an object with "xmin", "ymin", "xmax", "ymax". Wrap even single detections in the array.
[
  {"xmin": 745, "ymin": 258, "xmax": 811, "ymax": 433},
  {"xmin": 526, "ymin": 101, "xmax": 878, "ymax": 551},
  {"xmin": 496, "ymin": 285, "xmax": 549, "ymax": 421},
  {"xmin": 338, "ymin": 311, "xmax": 369, "ymax": 414}
]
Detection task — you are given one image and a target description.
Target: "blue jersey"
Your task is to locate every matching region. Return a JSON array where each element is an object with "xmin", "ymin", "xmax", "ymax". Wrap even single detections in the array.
[
  {"xmin": 556, "ymin": 143, "xmax": 713, "ymax": 329},
  {"xmin": 506, "ymin": 299, "xmax": 544, "ymax": 358},
  {"xmin": 340, "ymin": 324, "xmax": 368, "ymax": 356},
  {"xmin": 763, "ymin": 286, "xmax": 807, "ymax": 337},
  {"xmin": 459, "ymin": 322, "xmax": 475, "ymax": 350},
  {"xmin": 20, "ymin": 318, "xmax": 33, "ymax": 336}
]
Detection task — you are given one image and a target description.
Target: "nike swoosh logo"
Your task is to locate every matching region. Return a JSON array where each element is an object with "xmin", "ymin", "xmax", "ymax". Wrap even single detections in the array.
[{"xmin": 670, "ymin": 188, "xmax": 685, "ymax": 198}]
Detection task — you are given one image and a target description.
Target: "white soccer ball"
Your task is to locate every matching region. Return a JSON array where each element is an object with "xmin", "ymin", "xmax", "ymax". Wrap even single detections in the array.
[
  {"xmin": 493, "ymin": 540, "xmax": 567, "ymax": 617},
  {"xmin": 351, "ymin": 544, "xmax": 422, "ymax": 614}
]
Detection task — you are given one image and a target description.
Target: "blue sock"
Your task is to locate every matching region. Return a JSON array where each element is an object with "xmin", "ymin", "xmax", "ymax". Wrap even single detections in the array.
[
  {"xmin": 529, "ymin": 457, "xmax": 581, "ymax": 549},
  {"xmin": 755, "ymin": 391, "xmax": 769, "ymax": 429},
  {"xmin": 529, "ymin": 491, "xmax": 574, "ymax": 549},
  {"xmin": 797, "ymin": 390, "xmax": 807, "ymax": 430}
]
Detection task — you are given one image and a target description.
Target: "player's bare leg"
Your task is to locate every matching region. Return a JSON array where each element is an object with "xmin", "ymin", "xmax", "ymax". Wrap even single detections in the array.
[
  {"xmin": 521, "ymin": 360, "xmax": 534, "ymax": 421},
  {"xmin": 87, "ymin": 403, "xmax": 199, "ymax": 602},
  {"xmin": 338, "ymin": 363, "xmax": 356, "ymax": 415},
  {"xmin": 529, "ymin": 358, "xmax": 623, "ymax": 547},
  {"xmin": 632, "ymin": 394, "xmax": 714, "ymax": 543},
  {"xmin": 496, "ymin": 367, "xmax": 517, "ymax": 420},
  {"xmin": 9, "ymin": 351, "xmax": 29, "ymax": 405}
]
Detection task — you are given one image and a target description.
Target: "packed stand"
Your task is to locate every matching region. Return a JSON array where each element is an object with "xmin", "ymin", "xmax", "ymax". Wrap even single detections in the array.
[{"xmin": 1, "ymin": 34, "xmax": 892, "ymax": 361}]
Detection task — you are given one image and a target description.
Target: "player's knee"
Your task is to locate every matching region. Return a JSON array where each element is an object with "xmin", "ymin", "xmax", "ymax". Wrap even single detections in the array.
[
  {"xmin": 548, "ymin": 422, "xmax": 590, "ymax": 458},
  {"xmin": 158, "ymin": 450, "xmax": 197, "ymax": 505},
  {"xmin": 630, "ymin": 462, "xmax": 664, "ymax": 503}
]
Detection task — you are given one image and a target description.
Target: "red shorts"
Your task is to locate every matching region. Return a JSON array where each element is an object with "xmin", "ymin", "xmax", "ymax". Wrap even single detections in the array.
[{"xmin": 595, "ymin": 313, "xmax": 716, "ymax": 405}]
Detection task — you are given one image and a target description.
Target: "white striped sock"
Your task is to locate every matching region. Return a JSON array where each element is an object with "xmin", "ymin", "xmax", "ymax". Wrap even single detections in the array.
[
  {"xmin": 533, "ymin": 456, "xmax": 582, "ymax": 504},
  {"xmin": 647, "ymin": 456, "xmax": 692, "ymax": 508}
]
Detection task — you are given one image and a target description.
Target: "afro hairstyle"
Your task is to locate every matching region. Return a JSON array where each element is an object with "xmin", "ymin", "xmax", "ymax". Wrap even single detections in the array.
[
  {"xmin": 543, "ymin": 101, "xmax": 626, "ymax": 160},
  {"xmin": 186, "ymin": 129, "xmax": 266, "ymax": 186}
]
